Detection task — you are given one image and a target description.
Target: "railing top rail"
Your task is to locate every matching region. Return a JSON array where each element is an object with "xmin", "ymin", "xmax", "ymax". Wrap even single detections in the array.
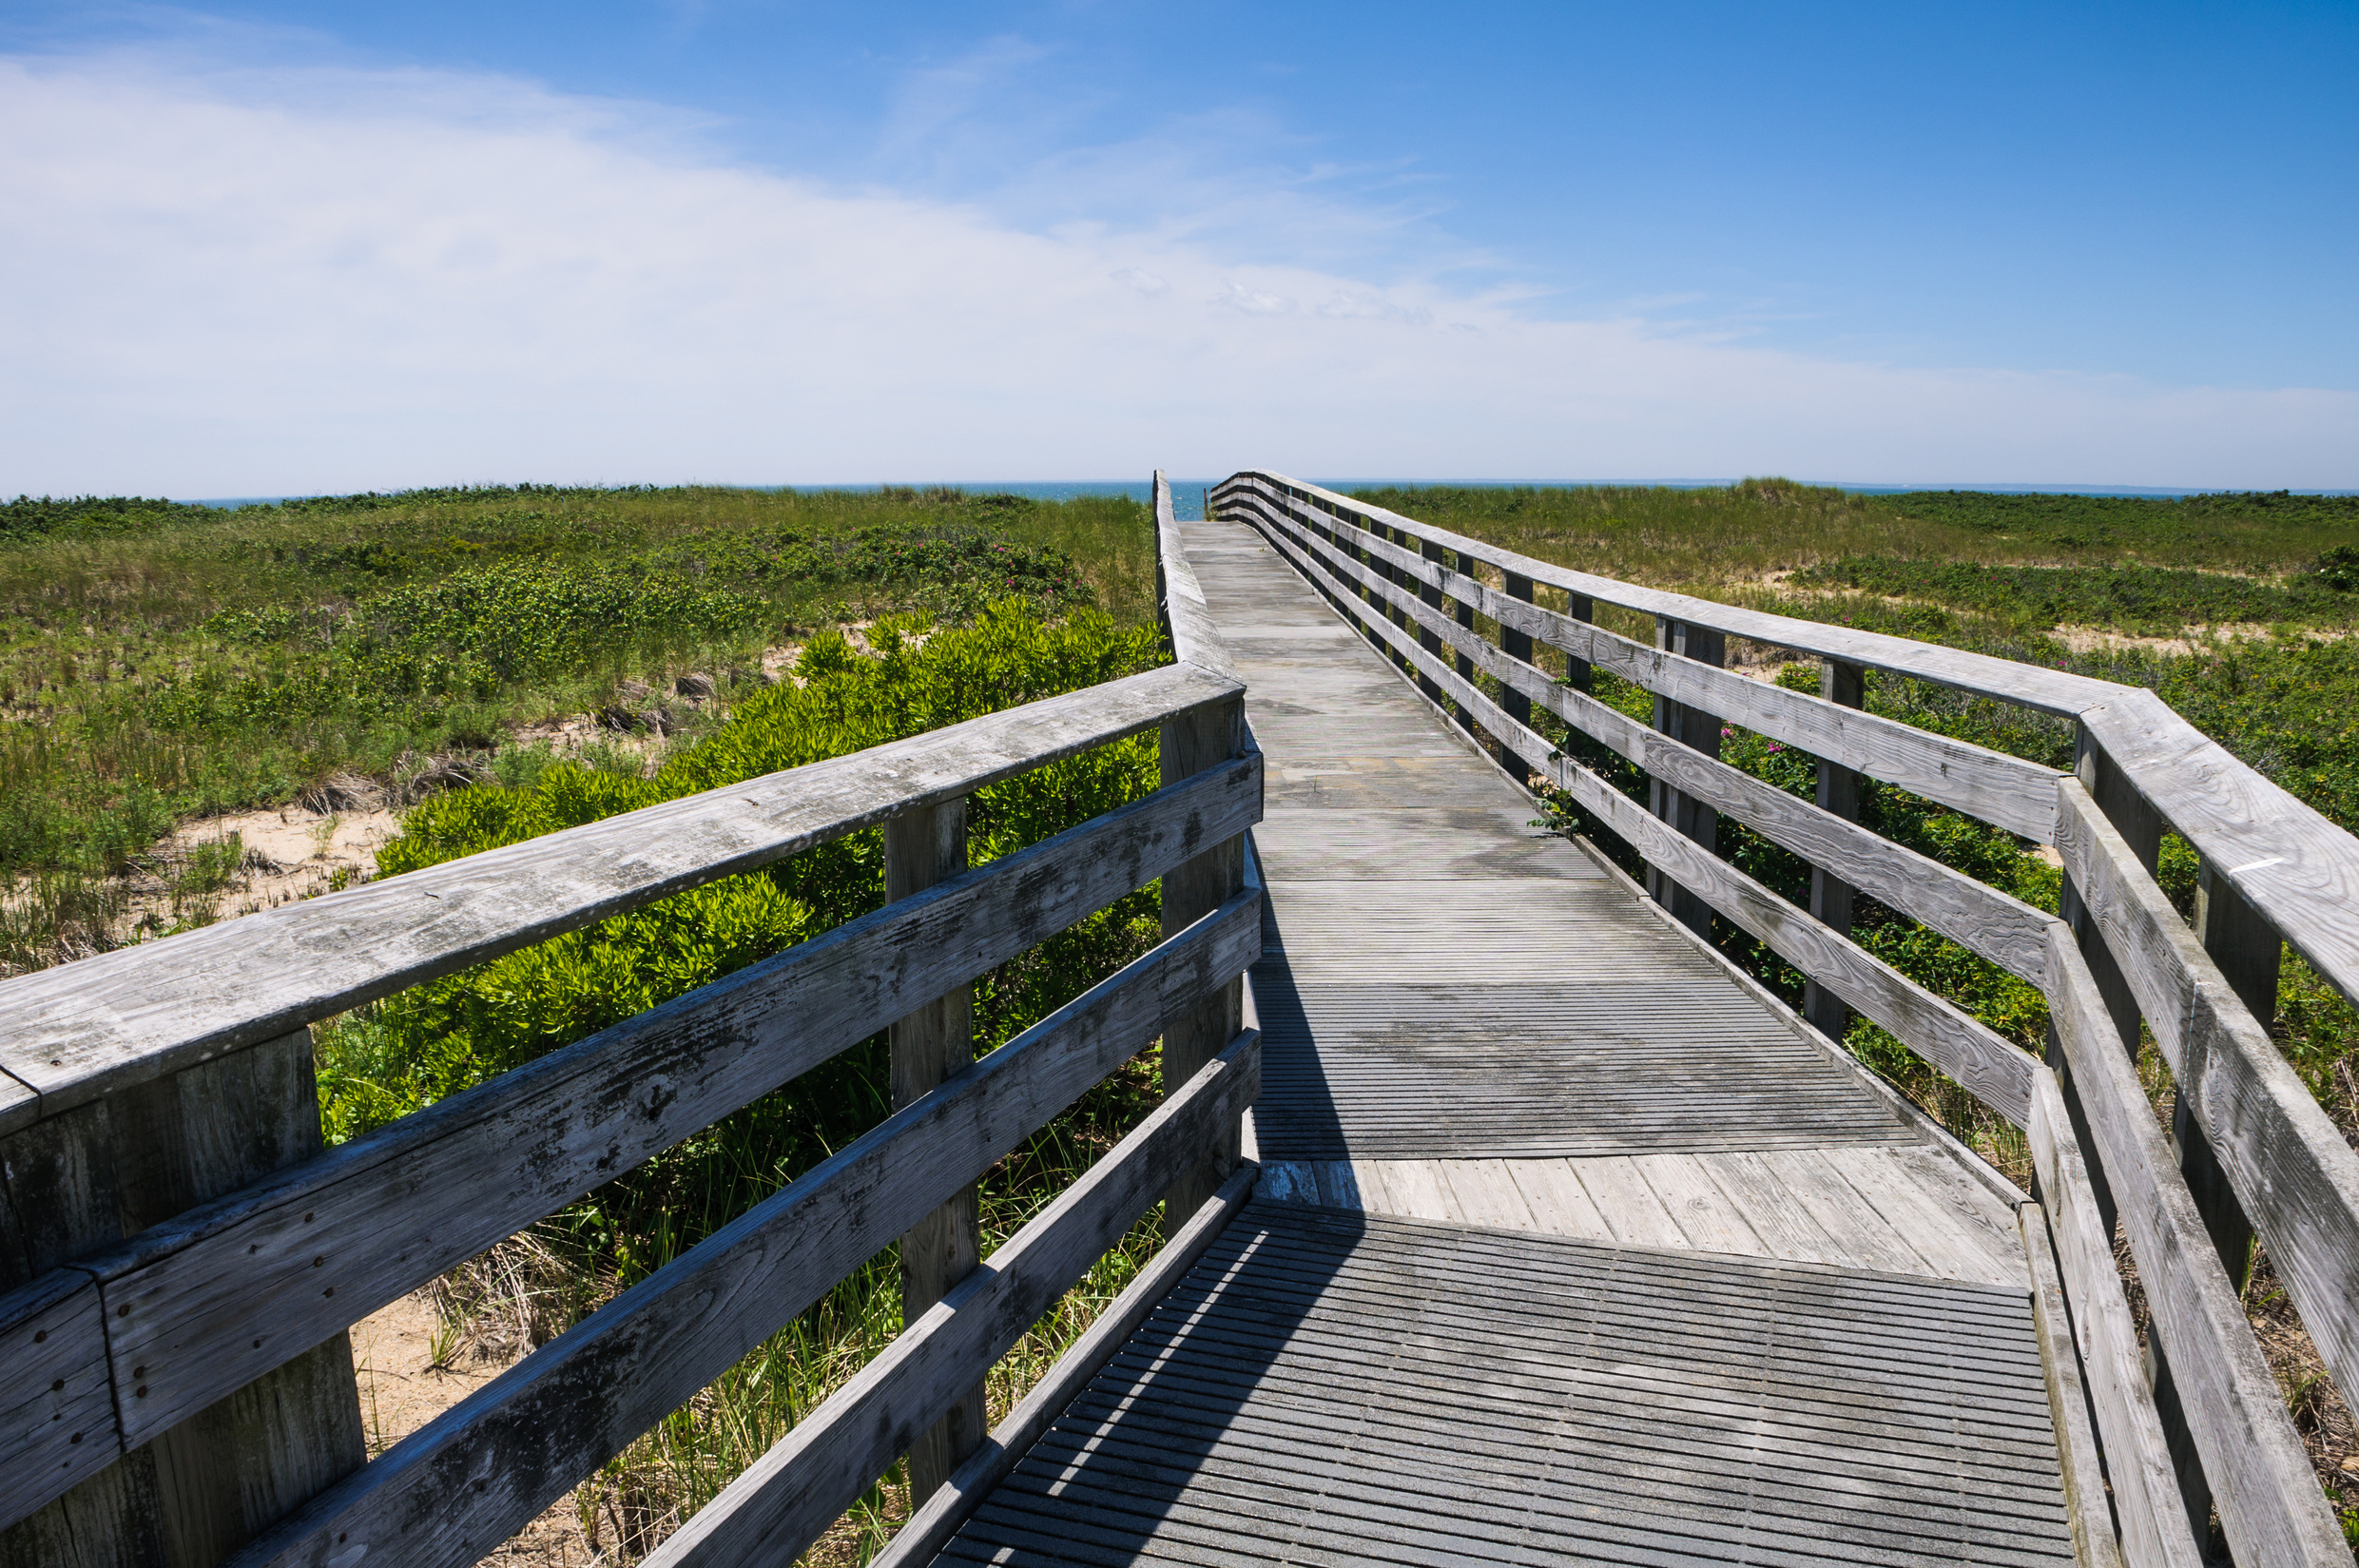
[
  {"xmin": 1156, "ymin": 470, "xmax": 1235, "ymax": 682},
  {"xmin": 1217, "ymin": 470, "xmax": 2359, "ymax": 1013},
  {"xmin": 0, "ymin": 661, "xmax": 1243, "ymax": 1136}
]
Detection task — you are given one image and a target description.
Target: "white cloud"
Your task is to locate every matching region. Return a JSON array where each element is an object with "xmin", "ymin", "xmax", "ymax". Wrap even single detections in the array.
[{"xmin": 0, "ymin": 48, "xmax": 2352, "ymax": 494}]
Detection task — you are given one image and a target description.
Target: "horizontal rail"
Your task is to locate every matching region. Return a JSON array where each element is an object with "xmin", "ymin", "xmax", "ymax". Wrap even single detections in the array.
[
  {"xmin": 2018, "ymin": 1200, "xmax": 2128, "ymax": 1568},
  {"xmin": 1258, "ymin": 510, "xmax": 2037, "ymax": 1122},
  {"xmin": 0, "ymin": 661, "xmax": 1245, "ymax": 1136},
  {"xmin": 0, "ymin": 755, "xmax": 1262, "ymax": 1531},
  {"xmin": 1232, "ymin": 480, "xmax": 2064, "ymax": 842},
  {"xmin": 1249, "ymin": 494, "xmax": 2061, "ymax": 981},
  {"xmin": 2056, "ymin": 781, "xmax": 2359, "ymax": 1428},
  {"xmin": 227, "ymin": 877, "xmax": 1265, "ymax": 1568},
  {"xmin": 871, "ymin": 1162, "xmax": 1262, "ymax": 1568},
  {"xmin": 644, "ymin": 1029, "xmax": 1261, "ymax": 1567},
  {"xmin": 2043, "ymin": 929, "xmax": 2348, "ymax": 1565},
  {"xmin": 1156, "ymin": 469, "xmax": 1235, "ymax": 682},
  {"xmin": 2029, "ymin": 1075, "xmax": 2204, "ymax": 1568},
  {"xmin": 1219, "ymin": 472, "xmax": 2359, "ymax": 1016}
]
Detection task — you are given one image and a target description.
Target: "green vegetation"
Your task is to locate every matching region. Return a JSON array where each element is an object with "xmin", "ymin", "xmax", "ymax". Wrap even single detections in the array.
[{"xmin": 0, "ymin": 484, "xmax": 1155, "ymax": 973}]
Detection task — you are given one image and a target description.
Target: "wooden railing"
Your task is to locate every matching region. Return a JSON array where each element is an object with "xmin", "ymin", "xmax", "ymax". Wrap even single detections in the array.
[
  {"xmin": 1215, "ymin": 470, "xmax": 2359, "ymax": 1568},
  {"xmin": 0, "ymin": 474, "xmax": 1262, "ymax": 1567}
]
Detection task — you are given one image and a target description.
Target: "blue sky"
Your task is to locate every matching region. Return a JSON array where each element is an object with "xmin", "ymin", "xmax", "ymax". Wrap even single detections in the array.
[{"xmin": 2, "ymin": 3, "xmax": 2354, "ymax": 492}]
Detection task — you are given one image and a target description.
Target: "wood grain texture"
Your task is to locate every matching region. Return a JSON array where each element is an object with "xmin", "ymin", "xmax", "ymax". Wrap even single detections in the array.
[
  {"xmin": 113, "ymin": 1032, "xmax": 366, "ymax": 1568},
  {"xmin": 885, "ymin": 799, "xmax": 983, "ymax": 1504},
  {"xmin": 2054, "ymin": 779, "xmax": 2359, "ymax": 1460},
  {"xmin": 2019, "ymin": 1202, "xmax": 2128, "ymax": 1568},
  {"xmin": 2044, "ymin": 931, "xmax": 2348, "ymax": 1566},
  {"xmin": 0, "ymin": 1270, "xmax": 119, "ymax": 1530},
  {"xmin": 1158, "ymin": 691, "xmax": 1248, "ymax": 1224},
  {"xmin": 0, "ymin": 662, "xmax": 1242, "ymax": 1136},
  {"xmin": 85, "ymin": 758, "xmax": 1261, "ymax": 1453},
  {"xmin": 1248, "ymin": 494, "xmax": 2059, "ymax": 984},
  {"xmin": 2080, "ymin": 689, "xmax": 2359, "ymax": 1013},
  {"xmin": 641, "ymin": 1032, "xmax": 1260, "ymax": 1568},
  {"xmin": 2028, "ymin": 1073, "xmax": 2203, "ymax": 1568},
  {"xmin": 225, "ymin": 883, "xmax": 1264, "ymax": 1568},
  {"xmin": 868, "ymin": 1162, "xmax": 1260, "ymax": 1568}
]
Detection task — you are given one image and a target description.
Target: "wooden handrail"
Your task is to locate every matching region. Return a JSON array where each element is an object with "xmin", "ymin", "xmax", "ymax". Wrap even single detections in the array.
[
  {"xmin": 224, "ymin": 882, "xmax": 1265, "ymax": 1568},
  {"xmin": 1217, "ymin": 470, "xmax": 2359, "ymax": 1568},
  {"xmin": 1218, "ymin": 471, "xmax": 2359, "ymax": 1016},
  {"xmin": 0, "ymin": 661, "xmax": 1245, "ymax": 1134}
]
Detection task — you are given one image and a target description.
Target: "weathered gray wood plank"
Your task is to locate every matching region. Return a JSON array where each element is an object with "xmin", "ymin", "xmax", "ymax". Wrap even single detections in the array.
[
  {"xmin": 224, "ymin": 883, "xmax": 1263, "ymax": 1568},
  {"xmin": 885, "ymin": 799, "xmax": 984, "ymax": 1504},
  {"xmin": 1566, "ymin": 1156, "xmax": 1687, "ymax": 1249},
  {"xmin": 1436, "ymin": 1160, "xmax": 1538, "ymax": 1230},
  {"xmin": 2018, "ymin": 1201, "xmax": 2127, "ymax": 1568},
  {"xmin": 1627, "ymin": 1153, "xmax": 1761, "ymax": 1257},
  {"xmin": 2027, "ymin": 1072, "xmax": 2203, "ymax": 1568},
  {"xmin": 0, "ymin": 662, "xmax": 1243, "ymax": 1135},
  {"xmin": 1805, "ymin": 659, "xmax": 1866, "ymax": 1038},
  {"xmin": 1232, "ymin": 470, "xmax": 2359, "ymax": 1017},
  {"xmin": 1690, "ymin": 1152, "xmax": 1850, "ymax": 1269},
  {"xmin": 2080, "ymin": 689, "xmax": 2359, "ymax": 1013},
  {"xmin": 2055, "ymin": 778, "xmax": 2359, "ymax": 1411},
  {"xmin": 1818, "ymin": 1147, "xmax": 2024, "ymax": 1290},
  {"xmin": 638, "ymin": 1032, "xmax": 1261, "ymax": 1568},
  {"xmin": 1503, "ymin": 1160, "xmax": 1615, "ymax": 1242},
  {"xmin": 870, "ymin": 1162, "xmax": 1261, "ymax": 1568},
  {"xmin": 0, "ymin": 1270, "xmax": 118, "ymax": 1530},
  {"xmin": 84, "ymin": 758, "xmax": 1260, "ymax": 1453},
  {"xmin": 1752, "ymin": 1151, "xmax": 1930, "ymax": 1278},
  {"xmin": 2043, "ymin": 930, "xmax": 2349, "ymax": 1565}
]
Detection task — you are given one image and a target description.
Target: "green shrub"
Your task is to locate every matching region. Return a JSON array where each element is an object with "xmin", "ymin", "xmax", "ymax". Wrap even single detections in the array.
[{"xmin": 318, "ymin": 599, "xmax": 1168, "ymax": 1258}]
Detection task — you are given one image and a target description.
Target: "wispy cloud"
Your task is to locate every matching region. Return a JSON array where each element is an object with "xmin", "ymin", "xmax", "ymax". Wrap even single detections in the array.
[{"xmin": 0, "ymin": 46, "xmax": 2351, "ymax": 494}]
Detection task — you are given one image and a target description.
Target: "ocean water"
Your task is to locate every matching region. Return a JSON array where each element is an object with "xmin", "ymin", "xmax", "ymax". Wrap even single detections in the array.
[{"xmin": 192, "ymin": 478, "xmax": 2358, "ymax": 513}]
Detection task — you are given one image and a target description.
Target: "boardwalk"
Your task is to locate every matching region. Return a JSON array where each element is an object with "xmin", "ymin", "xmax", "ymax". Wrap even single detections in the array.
[{"xmin": 931, "ymin": 516, "xmax": 2078, "ymax": 1565}]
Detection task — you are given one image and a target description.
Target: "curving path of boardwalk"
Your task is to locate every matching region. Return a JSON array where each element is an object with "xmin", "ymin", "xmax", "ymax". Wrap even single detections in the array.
[{"xmin": 930, "ymin": 517, "xmax": 2079, "ymax": 1567}]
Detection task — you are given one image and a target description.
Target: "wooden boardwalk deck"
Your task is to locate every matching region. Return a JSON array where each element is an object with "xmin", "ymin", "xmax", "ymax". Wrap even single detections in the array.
[{"xmin": 928, "ymin": 516, "xmax": 2079, "ymax": 1565}]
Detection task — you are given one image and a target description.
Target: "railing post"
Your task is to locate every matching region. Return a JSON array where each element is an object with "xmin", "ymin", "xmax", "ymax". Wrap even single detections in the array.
[
  {"xmin": 1448, "ymin": 549, "xmax": 1479, "ymax": 737},
  {"xmin": 1414, "ymin": 536, "xmax": 1450, "ymax": 713},
  {"xmin": 2185, "ymin": 862, "xmax": 2275, "ymax": 1288},
  {"xmin": 1499, "ymin": 571, "xmax": 1536, "ymax": 784},
  {"xmin": 1159, "ymin": 694, "xmax": 1247, "ymax": 1225},
  {"xmin": 885, "ymin": 799, "xmax": 985, "ymax": 1502},
  {"xmin": 0, "ymin": 1032, "xmax": 367, "ymax": 1568},
  {"xmin": 1803, "ymin": 659, "xmax": 1866, "ymax": 1039},
  {"xmin": 1563, "ymin": 591, "xmax": 1594, "ymax": 695},
  {"xmin": 2067, "ymin": 726, "xmax": 2216, "ymax": 1555},
  {"xmin": 1647, "ymin": 616, "xmax": 1726, "ymax": 937}
]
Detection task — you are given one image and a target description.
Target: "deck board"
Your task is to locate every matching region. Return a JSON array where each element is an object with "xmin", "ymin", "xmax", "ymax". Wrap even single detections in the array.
[
  {"xmin": 922, "ymin": 515, "xmax": 2071, "ymax": 1567},
  {"xmin": 941, "ymin": 1206, "xmax": 2077, "ymax": 1567}
]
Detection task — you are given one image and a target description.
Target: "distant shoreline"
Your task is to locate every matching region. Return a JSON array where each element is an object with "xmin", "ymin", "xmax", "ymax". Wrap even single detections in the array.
[{"xmin": 184, "ymin": 477, "xmax": 2359, "ymax": 521}]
